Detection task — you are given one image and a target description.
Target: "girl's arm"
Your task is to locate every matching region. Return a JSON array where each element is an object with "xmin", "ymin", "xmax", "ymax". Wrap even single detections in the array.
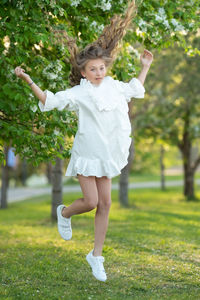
[
  {"xmin": 137, "ymin": 49, "xmax": 153, "ymax": 85},
  {"xmin": 15, "ymin": 66, "xmax": 46, "ymax": 105}
]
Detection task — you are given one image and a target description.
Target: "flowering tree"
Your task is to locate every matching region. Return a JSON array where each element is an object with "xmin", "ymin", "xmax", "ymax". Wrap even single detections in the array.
[
  {"xmin": 1, "ymin": 0, "xmax": 199, "ymax": 162},
  {"xmin": 0, "ymin": 0, "xmax": 199, "ymax": 208},
  {"xmin": 0, "ymin": 0, "xmax": 129, "ymax": 209}
]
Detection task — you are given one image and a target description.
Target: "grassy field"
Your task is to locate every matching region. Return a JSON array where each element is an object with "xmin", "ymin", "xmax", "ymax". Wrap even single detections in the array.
[
  {"xmin": 1, "ymin": 187, "xmax": 200, "ymax": 300},
  {"xmin": 63, "ymin": 173, "xmax": 200, "ymax": 186}
]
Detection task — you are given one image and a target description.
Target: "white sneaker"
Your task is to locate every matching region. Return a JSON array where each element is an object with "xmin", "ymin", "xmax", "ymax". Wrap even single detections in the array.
[
  {"xmin": 86, "ymin": 249, "xmax": 107, "ymax": 282},
  {"xmin": 56, "ymin": 205, "xmax": 72, "ymax": 240}
]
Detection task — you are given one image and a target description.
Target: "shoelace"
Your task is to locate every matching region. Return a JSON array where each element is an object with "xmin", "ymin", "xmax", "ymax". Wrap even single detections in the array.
[
  {"xmin": 59, "ymin": 219, "xmax": 71, "ymax": 229},
  {"xmin": 59, "ymin": 224, "xmax": 71, "ymax": 229},
  {"xmin": 95, "ymin": 257, "xmax": 105, "ymax": 272}
]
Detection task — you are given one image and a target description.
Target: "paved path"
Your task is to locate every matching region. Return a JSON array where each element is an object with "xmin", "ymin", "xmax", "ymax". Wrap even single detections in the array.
[{"xmin": 6, "ymin": 179, "xmax": 200, "ymax": 203}]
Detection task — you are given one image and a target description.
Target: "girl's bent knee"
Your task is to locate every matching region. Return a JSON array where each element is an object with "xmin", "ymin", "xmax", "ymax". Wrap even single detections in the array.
[{"xmin": 87, "ymin": 198, "xmax": 98, "ymax": 211}]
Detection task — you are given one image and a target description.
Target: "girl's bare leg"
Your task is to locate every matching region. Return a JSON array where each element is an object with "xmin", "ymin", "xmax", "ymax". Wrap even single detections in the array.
[
  {"xmin": 93, "ymin": 176, "xmax": 112, "ymax": 257},
  {"xmin": 62, "ymin": 175, "xmax": 98, "ymax": 218}
]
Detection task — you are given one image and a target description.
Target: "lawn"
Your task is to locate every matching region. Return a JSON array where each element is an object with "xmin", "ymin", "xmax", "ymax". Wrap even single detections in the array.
[
  {"xmin": 63, "ymin": 172, "xmax": 200, "ymax": 186},
  {"xmin": 0, "ymin": 187, "xmax": 200, "ymax": 300}
]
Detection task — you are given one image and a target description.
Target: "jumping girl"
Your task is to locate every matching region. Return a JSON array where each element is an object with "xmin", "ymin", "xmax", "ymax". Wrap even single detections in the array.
[{"xmin": 15, "ymin": 1, "xmax": 153, "ymax": 282}]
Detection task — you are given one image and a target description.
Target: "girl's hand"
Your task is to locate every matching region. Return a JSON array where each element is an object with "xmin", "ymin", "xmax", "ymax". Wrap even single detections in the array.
[
  {"xmin": 140, "ymin": 49, "xmax": 153, "ymax": 68},
  {"xmin": 15, "ymin": 66, "xmax": 30, "ymax": 82}
]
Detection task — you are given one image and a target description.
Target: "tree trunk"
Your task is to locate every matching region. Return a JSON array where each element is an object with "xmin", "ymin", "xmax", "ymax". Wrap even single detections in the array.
[
  {"xmin": 179, "ymin": 122, "xmax": 195, "ymax": 200},
  {"xmin": 46, "ymin": 162, "xmax": 53, "ymax": 184},
  {"xmin": 160, "ymin": 145, "xmax": 165, "ymax": 190},
  {"xmin": 182, "ymin": 141, "xmax": 195, "ymax": 200},
  {"xmin": 21, "ymin": 158, "xmax": 27, "ymax": 186},
  {"xmin": 119, "ymin": 139, "xmax": 134, "ymax": 207},
  {"xmin": 0, "ymin": 146, "xmax": 9, "ymax": 209},
  {"xmin": 183, "ymin": 164, "xmax": 195, "ymax": 200},
  {"xmin": 51, "ymin": 156, "xmax": 63, "ymax": 221},
  {"xmin": 177, "ymin": 109, "xmax": 196, "ymax": 200}
]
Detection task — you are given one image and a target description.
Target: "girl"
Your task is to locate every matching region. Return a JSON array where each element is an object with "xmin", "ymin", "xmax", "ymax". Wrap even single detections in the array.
[{"xmin": 15, "ymin": 1, "xmax": 153, "ymax": 282}]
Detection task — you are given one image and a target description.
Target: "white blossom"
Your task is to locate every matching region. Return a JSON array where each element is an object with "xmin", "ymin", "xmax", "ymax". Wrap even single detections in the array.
[
  {"xmin": 50, "ymin": 0, "xmax": 56, "ymax": 7},
  {"xmin": 39, "ymin": 123, "xmax": 46, "ymax": 128},
  {"xmin": 97, "ymin": 0, "xmax": 112, "ymax": 11},
  {"xmin": 158, "ymin": 8, "xmax": 166, "ymax": 17},
  {"xmin": 48, "ymin": 82, "xmax": 57, "ymax": 89},
  {"xmin": 151, "ymin": 31, "xmax": 162, "ymax": 43},
  {"xmin": 16, "ymin": 1, "xmax": 24, "ymax": 10},
  {"xmin": 171, "ymin": 18, "xmax": 185, "ymax": 31},
  {"xmin": 90, "ymin": 21, "xmax": 104, "ymax": 33},
  {"xmin": 155, "ymin": 7, "xmax": 167, "ymax": 22},
  {"xmin": 155, "ymin": 15, "xmax": 163, "ymax": 22},
  {"xmin": 48, "ymin": 73, "xmax": 58, "ymax": 80},
  {"xmin": 138, "ymin": 19, "xmax": 146, "ymax": 27},
  {"xmin": 138, "ymin": 19, "xmax": 147, "ymax": 33},
  {"xmin": 127, "ymin": 45, "xmax": 134, "ymax": 52},
  {"xmin": 163, "ymin": 20, "xmax": 170, "ymax": 29},
  {"xmin": 54, "ymin": 129, "xmax": 60, "ymax": 136},
  {"xmin": 70, "ymin": 0, "xmax": 82, "ymax": 7},
  {"xmin": 58, "ymin": 7, "xmax": 65, "ymax": 16},
  {"xmin": 133, "ymin": 48, "xmax": 140, "ymax": 59},
  {"xmin": 136, "ymin": 28, "xmax": 144, "ymax": 38},
  {"xmin": 98, "ymin": 24, "xmax": 104, "ymax": 32},
  {"xmin": 23, "ymin": 147, "xmax": 29, "ymax": 153},
  {"xmin": 171, "ymin": 18, "xmax": 178, "ymax": 27},
  {"xmin": 91, "ymin": 21, "xmax": 97, "ymax": 27},
  {"xmin": 127, "ymin": 45, "xmax": 140, "ymax": 59},
  {"xmin": 83, "ymin": 16, "xmax": 89, "ymax": 22},
  {"xmin": 31, "ymin": 105, "xmax": 37, "ymax": 113},
  {"xmin": 43, "ymin": 60, "xmax": 63, "ymax": 81},
  {"xmin": 102, "ymin": 2, "xmax": 111, "ymax": 11},
  {"xmin": 155, "ymin": 8, "xmax": 171, "ymax": 30},
  {"xmin": 40, "ymin": 142, "xmax": 47, "ymax": 148}
]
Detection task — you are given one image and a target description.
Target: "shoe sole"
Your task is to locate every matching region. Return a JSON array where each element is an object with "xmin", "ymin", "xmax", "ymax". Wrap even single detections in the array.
[{"xmin": 86, "ymin": 254, "xmax": 107, "ymax": 282}]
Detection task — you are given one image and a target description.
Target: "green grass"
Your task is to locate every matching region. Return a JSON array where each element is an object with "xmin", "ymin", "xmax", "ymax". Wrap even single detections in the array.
[
  {"xmin": 1, "ymin": 187, "xmax": 200, "ymax": 300},
  {"xmin": 64, "ymin": 172, "xmax": 200, "ymax": 186}
]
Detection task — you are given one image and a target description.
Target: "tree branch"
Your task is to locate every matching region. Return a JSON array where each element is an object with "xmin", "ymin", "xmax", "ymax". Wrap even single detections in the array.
[
  {"xmin": 0, "ymin": 116, "xmax": 42, "ymax": 136},
  {"xmin": 192, "ymin": 155, "xmax": 200, "ymax": 172}
]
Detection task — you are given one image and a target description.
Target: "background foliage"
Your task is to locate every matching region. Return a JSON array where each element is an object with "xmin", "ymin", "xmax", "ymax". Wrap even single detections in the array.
[{"xmin": 0, "ymin": 0, "xmax": 199, "ymax": 166}]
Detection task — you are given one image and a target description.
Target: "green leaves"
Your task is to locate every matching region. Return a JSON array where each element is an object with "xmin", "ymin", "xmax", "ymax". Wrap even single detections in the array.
[
  {"xmin": 134, "ymin": 35, "xmax": 200, "ymax": 150},
  {"xmin": 1, "ymin": 0, "xmax": 199, "ymax": 164}
]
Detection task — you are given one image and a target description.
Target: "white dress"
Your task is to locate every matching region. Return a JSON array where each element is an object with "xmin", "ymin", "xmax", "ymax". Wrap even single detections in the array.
[{"xmin": 38, "ymin": 76, "xmax": 145, "ymax": 178}]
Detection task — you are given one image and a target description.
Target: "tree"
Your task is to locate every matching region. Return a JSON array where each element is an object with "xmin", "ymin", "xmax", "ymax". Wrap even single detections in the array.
[
  {"xmin": 110, "ymin": 0, "xmax": 200, "ymax": 206},
  {"xmin": 134, "ymin": 34, "xmax": 200, "ymax": 200},
  {"xmin": 1, "ymin": 0, "xmax": 199, "ymax": 164},
  {"xmin": 0, "ymin": 146, "xmax": 9, "ymax": 208},
  {"xmin": 0, "ymin": 0, "xmax": 130, "ymax": 210}
]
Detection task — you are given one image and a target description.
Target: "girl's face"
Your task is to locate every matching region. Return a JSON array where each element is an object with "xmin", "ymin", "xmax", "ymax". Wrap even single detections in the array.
[{"xmin": 81, "ymin": 58, "xmax": 107, "ymax": 85}]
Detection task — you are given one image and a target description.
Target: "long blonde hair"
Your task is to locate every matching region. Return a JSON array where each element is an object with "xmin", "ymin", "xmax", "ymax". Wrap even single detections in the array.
[{"xmin": 55, "ymin": 1, "xmax": 136, "ymax": 86}]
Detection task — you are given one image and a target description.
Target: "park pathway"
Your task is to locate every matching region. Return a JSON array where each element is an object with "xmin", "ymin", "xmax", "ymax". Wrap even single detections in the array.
[{"xmin": 6, "ymin": 179, "xmax": 200, "ymax": 203}]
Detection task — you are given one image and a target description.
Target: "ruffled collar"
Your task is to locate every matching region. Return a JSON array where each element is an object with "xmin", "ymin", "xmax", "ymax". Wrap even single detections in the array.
[{"xmin": 80, "ymin": 77, "xmax": 120, "ymax": 111}]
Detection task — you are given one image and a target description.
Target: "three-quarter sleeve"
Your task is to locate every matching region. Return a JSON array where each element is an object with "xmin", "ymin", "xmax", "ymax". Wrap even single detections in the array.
[
  {"xmin": 114, "ymin": 77, "xmax": 145, "ymax": 102},
  {"xmin": 38, "ymin": 89, "xmax": 78, "ymax": 112}
]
